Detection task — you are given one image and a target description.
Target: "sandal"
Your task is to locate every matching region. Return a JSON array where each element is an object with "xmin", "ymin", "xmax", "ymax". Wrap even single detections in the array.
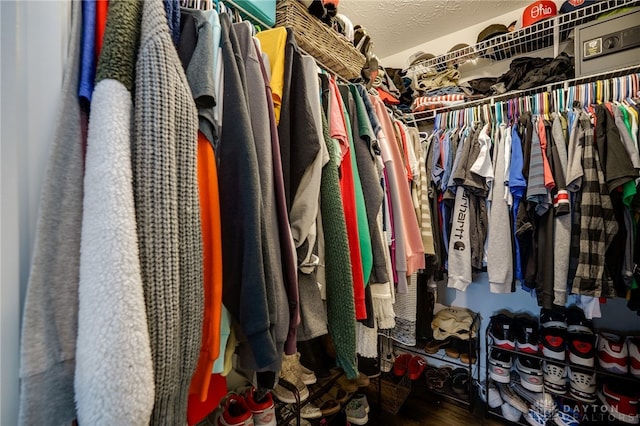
[
  {"xmin": 444, "ymin": 337, "xmax": 467, "ymax": 359},
  {"xmin": 451, "ymin": 368, "xmax": 470, "ymax": 395},
  {"xmin": 424, "ymin": 336, "xmax": 452, "ymax": 354}
]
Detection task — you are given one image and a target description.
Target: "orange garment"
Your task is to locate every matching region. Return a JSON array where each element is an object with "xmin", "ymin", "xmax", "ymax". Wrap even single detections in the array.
[
  {"xmin": 189, "ymin": 132, "xmax": 223, "ymax": 401},
  {"xmin": 95, "ymin": 0, "xmax": 108, "ymax": 59}
]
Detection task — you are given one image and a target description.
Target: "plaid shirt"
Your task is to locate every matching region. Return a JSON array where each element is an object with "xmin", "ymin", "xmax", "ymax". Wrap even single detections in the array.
[{"xmin": 572, "ymin": 112, "xmax": 619, "ymax": 298}]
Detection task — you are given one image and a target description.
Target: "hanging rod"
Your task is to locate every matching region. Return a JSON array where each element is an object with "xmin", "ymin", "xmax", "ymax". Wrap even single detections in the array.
[{"xmin": 404, "ymin": 64, "xmax": 640, "ymax": 124}]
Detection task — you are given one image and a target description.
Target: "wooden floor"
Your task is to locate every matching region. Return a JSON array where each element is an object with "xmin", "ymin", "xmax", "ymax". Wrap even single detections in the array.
[{"xmin": 363, "ymin": 377, "xmax": 508, "ymax": 426}]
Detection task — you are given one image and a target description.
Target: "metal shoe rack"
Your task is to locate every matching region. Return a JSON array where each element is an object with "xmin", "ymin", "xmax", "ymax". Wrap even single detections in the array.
[
  {"xmin": 402, "ymin": 0, "xmax": 640, "ymax": 123},
  {"xmin": 483, "ymin": 318, "xmax": 640, "ymax": 425},
  {"xmin": 375, "ymin": 311, "xmax": 481, "ymax": 414},
  {"xmin": 275, "ymin": 369, "xmax": 355, "ymax": 425}
]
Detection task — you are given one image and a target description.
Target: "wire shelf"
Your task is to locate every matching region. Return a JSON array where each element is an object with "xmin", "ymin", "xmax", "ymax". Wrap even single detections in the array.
[{"xmin": 405, "ymin": 0, "xmax": 640, "ymax": 77}]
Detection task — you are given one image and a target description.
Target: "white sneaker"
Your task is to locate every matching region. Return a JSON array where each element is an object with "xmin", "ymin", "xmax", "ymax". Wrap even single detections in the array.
[
  {"xmin": 244, "ymin": 388, "xmax": 276, "ymax": 426},
  {"xmin": 628, "ymin": 337, "xmax": 640, "ymax": 379},
  {"xmin": 479, "ymin": 380, "xmax": 503, "ymax": 409},
  {"xmin": 553, "ymin": 409, "xmax": 580, "ymax": 426},
  {"xmin": 295, "ymin": 352, "xmax": 317, "ymax": 385},
  {"xmin": 498, "ymin": 383, "xmax": 528, "ymax": 413},
  {"xmin": 274, "ymin": 354, "xmax": 310, "ymax": 404},
  {"xmin": 515, "ymin": 356, "xmax": 544, "ymax": 392},
  {"xmin": 489, "ymin": 349, "xmax": 513, "ymax": 384},
  {"xmin": 543, "ymin": 361, "xmax": 567, "ymax": 395},
  {"xmin": 567, "ymin": 367, "xmax": 596, "ymax": 403},
  {"xmin": 501, "ymin": 402, "xmax": 523, "ymax": 422},
  {"xmin": 597, "ymin": 332, "xmax": 628, "ymax": 375}
]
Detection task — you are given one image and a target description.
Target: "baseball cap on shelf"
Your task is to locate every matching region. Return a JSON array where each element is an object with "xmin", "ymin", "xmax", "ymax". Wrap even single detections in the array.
[
  {"xmin": 522, "ymin": 0, "xmax": 558, "ymax": 27},
  {"xmin": 408, "ymin": 51, "xmax": 435, "ymax": 67},
  {"xmin": 476, "ymin": 24, "xmax": 510, "ymax": 43},
  {"xmin": 446, "ymin": 43, "xmax": 477, "ymax": 68},
  {"xmin": 559, "ymin": 0, "xmax": 596, "ymax": 13}
]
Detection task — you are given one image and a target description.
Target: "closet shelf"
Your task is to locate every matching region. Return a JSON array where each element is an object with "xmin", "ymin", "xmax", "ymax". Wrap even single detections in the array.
[
  {"xmin": 403, "ymin": 64, "xmax": 640, "ymax": 123},
  {"xmin": 407, "ymin": 0, "xmax": 640, "ymax": 75}
]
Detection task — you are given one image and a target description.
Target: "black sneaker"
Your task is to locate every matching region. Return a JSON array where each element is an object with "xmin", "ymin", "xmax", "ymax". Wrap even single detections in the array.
[
  {"xmin": 568, "ymin": 332, "xmax": 596, "ymax": 368},
  {"xmin": 540, "ymin": 307, "xmax": 567, "ymax": 330},
  {"xmin": 489, "ymin": 314, "xmax": 516, "ymax": 351},
  {"xmin": 566, "ymin": 306, "xmax": 593, "ymax": 334},
  {"xmin": 540, "ymin": 327, "xmax": 566, "ymax": 361},
  {"xmin": 357, "ymin": 355, "xmax": 380, "ymax": 378},
  {"xmin": 515, "ymin": 317, "xmax": 539, "ymax": 355}
]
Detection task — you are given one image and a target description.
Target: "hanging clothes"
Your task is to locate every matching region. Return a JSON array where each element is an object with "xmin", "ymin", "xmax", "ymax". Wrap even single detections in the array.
[{"xmin": 18, "ymin": 2, "xmax": 83, "ymax": 424}]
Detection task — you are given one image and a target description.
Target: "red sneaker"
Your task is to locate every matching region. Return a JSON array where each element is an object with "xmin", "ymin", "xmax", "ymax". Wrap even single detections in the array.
[
  {"xmin": 598, "ymin": 382, "xmax": 639, "ymax": 425},
  {"xmin": 407, "ymin": 355, "xmax": 427, "ymax": 380},
  {"xmin": 392, "ymin": 353, "xmax": 412, "ymax": 377},
  {"xmin": 218, "ymin": 394, "xmax": 254, "ymax": 426}
]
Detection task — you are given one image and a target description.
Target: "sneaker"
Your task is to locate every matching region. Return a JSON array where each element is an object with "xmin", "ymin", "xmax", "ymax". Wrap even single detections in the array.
[
  {"xmin": 407, "ymin": 355, "xmax": 427, "ymax": 380},
  {"xmin": 598, "ymin": 381, "xmax": 639, "ymax": 424},
  {"xmin": 567, "ymin": 332, "xmax": 596, "ymax": 367},
  {"xmin": 218, "ymin": 394, "xmax": 254, "ymax": 426},
  {"xmin": 597, "ymin": 332, "xmax": 628, "ymax": 374},
  {"xmin": 479, "ymin": 380, "xmax": 503, "ymax": 408},
  {"xmin": 299, "ymin": 403, "xmax": 322, "ymax": 420},
  {"xmin": 515, "ymin": 356, "xmax": 544, "ymax": 392},
  {"xmin": 540, "ymin": 327, "xmax": 566, "ymax": 361},
  {"xmin": 393, "ymin": 353, "xmax": 412, "ymax": 377},
  {"xmin": 345, "ymin": 399, "xmax": 369, "ymax": 425},
  {"xmin": 568, "ymin": 367, "xmax": 596, "ymax": 403},
  {"xmin": 540, "ymin": 307, "xmax": 567, "ymax": 330},
  {"xmin": 565, "ymin": 306, "xmax": 593, "ymax": 334},
  {"xmin": 352, "ymin": 393, "xmax": 370, "ymax": 414},
  {"xmin": 501, "ymin": 402, "xmax": 523, "ymax": 422},
  {"xmin": 498, "ymin": 383, "xmax": 528, "ymax": 413},
  {"xmin": 525, "ymin": 407, "xmax": 553, "ymax": 426},
  {"xmin": 629, "ymin": 337, "xmax": 640, "ymax": 379},
  {"xmin": 451, "ymin": 368, "xmax": 470, "ymax": 395},
  {"xmin": 553, "ymin": 409, "xmax": 580, "ymax": 426},
  {"xmin": 512, "ymin": 378, "xmax": 556, "ymax": 415},
  {"xmin": 516, "ymin": 317, "xmax": 540, "ymax": 354},
  {"xmin": 357, "ymin": 355, "xmax": 381, "ymax": 379},
  {"xmin": 490, "ymin": 314, "xmax": 516, "ymax": 350},
  {"xmin": 244, "ymin": 388, "xmax": 276, "ymax": 426},
  {"xmin": 489, "ymin": 348, "xmax": 513, "ymax": 384},
  {"xmin": 295, "ymin": 352, "xmax": 317, "ymax": 385},
  {"xmin": 274, "ymin": 354, "xmax": 310, "ymax": 404},
  {"xmin": 543, "ymin": 361, "xmax": 567, "ymax": 395}
]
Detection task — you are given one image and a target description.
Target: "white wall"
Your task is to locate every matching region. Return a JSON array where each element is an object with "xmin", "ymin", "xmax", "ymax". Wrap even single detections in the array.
[{"xmin": 1, "ymin": 1, "xmax": 70, "ymax": 424}]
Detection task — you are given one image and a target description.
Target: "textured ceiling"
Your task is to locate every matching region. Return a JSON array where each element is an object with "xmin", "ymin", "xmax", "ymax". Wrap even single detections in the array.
[{"xmin": 339, "ymin": 0, "xmax": 530, "ymax": 59}]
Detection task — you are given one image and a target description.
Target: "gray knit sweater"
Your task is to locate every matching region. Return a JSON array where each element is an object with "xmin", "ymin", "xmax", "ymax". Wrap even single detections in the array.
[
  {"xmin": 134, "ymin": 0, "xmax": 203, "ymax": 423},
  {"xmin": 18, "ymin": 2, "xmax": 83, "ymax": 424}
]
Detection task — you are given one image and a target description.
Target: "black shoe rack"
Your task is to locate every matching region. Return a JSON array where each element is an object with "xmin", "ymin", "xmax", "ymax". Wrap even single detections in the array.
[
  {"xmin": 375, "ymin": 311, "xmax": 481, "ymax": 414},
  {"xmin": 483, "ymin": 318, "xmax": 640, "ymax": 425}
]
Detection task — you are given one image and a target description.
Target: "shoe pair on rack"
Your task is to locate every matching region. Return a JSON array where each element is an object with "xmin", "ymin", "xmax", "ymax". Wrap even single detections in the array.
[
  {"xmin": 424, "ymin": 336, "xmax": 477, "ymax": 364},
  {"xmin": 273, "ymin": 353, "xmax": 318, "ymax": 404},
  {"xmin": 540, "ymin": 306, "xmax": 596, "ymax": 368},
  {"xmin": 488, "ymin": 347, "xmax": 544, "ymax": 392},
  {"xmin": 597, "ymin": 332, "xmax": 640, "ymax": 377},
  {"xmin": 393, "ymin": 353, "xmax": 427, "ymax": 380},
  {"xmin": 217, "ymin": 388, "xmax": 276, "ymax": 426},
  {"xmin": 489, "ymin": 313, "xmax": 539, "ymax": 354}
]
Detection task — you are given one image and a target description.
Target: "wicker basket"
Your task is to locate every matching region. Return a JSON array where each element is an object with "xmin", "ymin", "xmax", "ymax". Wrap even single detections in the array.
[{"xmin": 275, "ymin": 0, "xmax": 366, "ymax": 80}]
